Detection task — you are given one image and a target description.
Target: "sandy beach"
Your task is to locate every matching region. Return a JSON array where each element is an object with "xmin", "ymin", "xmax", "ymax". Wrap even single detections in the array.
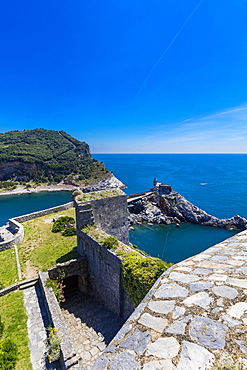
[{"xmin": 0, "ymin": 183, "xmax": 79, "ymax": 197}]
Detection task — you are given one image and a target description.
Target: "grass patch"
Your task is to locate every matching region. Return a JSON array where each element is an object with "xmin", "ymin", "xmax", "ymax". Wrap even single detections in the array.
[
  {"xmin": 18, "ymin": 208, "xmax": 80, "ymax": 275},
  {"xmin": 0, "ymin": 248, "xmax": 18, "ymax": 288},
  {"xmin": 77, "ymin": 188, "xmax": 123, "ymax": 202},
  {"xmin": 0, "ymin": 291, "xmax": 32, "ymax": 370}
]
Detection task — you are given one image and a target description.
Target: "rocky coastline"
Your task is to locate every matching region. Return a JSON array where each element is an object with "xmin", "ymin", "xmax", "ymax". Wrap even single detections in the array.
[
  {"xmin": 2, "ymin": 174, "xmax": 247, "ymax": 231},
  {"xmin": 128, "ymin": 187, "xmax": 247, "ymax": 231},
  {"xmin": 0, "ymin": 183, "xmax": 78, "ymax": 197},
  {"xmin": 0, "ymin": 174, "xmax": 124, "ymax": 197}
]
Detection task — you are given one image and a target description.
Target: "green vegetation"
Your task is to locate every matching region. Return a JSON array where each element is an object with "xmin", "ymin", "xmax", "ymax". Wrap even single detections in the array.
[
  {"xmin": 46, "ymin": 327, "xmax": 61, "ymax": 363},
  {"xmin": 213, "ymin": 358, "xmax": 245, "ymax": 370},
  {"xmin": 0, "ymin": 181, "xmax": 18, "ymax": 190},
  {"xmin": 0, "ymin": 291, "xmax": 32, "ymax": 370},
  {"xmin": 45, "ymin": 279, "xmax": 66, "ymax": 305},
  {"xmin": 77, "ymin": 188, "xmax": 122, "ymax": 202},
  {"xmin": 117, "ymin": 251, "xmax": 172, "ymax": 306},
  {"xmin": 0, "ymin": 249, "xmax": 18, "ymax": 288},
  {"xmin": 72, "ymin": 189, "xmax": 83, "ymax": 197},
  {"xmin": 0, "ymin": 339, "xmax": 18, "ymax": 369},
  {"xmin": 52, "ymin": 216, "xmax": 75, "ymax": 233},
  {"xmin": 18, "ymin": 208, "xmax": 79, "ymax": 275},
  {"xmin": 62, "ymin": 227, "xmax": 76, "ymax": 236},
  {"xmin": 0, "ymin": 129, "xmax": 110, "ymax": 183},
  {"xmin": 102, "ymin": 236, "xmax": 119, "ymax": 250}
]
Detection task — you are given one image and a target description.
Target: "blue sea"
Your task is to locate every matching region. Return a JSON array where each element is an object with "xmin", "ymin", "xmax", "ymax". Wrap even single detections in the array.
[
  {"xmin": 93, "ymin": 154, "xmax": 247, "ymax": 263},
  {"xmin": 0, "ymin": 191, "xmax": 72, "ymax": 227},
  {"xmin": 1, "ymin": 154, "xmax": 247, "ymax": 263}
]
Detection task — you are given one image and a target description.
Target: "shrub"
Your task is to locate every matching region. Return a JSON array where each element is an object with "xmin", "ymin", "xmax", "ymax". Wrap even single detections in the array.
[
  {"xmin": 119, "ymin": 251, "xmax": 172, "ymax": 306},
  {"xmin": 102, "ymin": 236, "xmax": 118, "ymax": 250},
  {"xmin": 52, "ymin": 216, "xmax": 75, "ymax": 233},
  {"xmin": 46, "ymin": 327, "xmax": 61, "ymax": 363},
  {"xmin": 0, "ymin": 339, "xmax": 18, "ymax": 369},
  {"xmin": 62, "ymin": 226, "xmax": 76, "ymax": 236},
  {"xmin": 72, "ymin": 189, "xmax": 83, "ymax": 197},
  {"xmin": 45, "ymin": 279, "xmax": 66, "ymax": 304}
]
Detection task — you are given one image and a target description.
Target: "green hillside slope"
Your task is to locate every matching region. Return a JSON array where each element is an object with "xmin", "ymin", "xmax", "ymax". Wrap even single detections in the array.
[{"xmin": 0, "ymin": 129, "xmax": 109, "ymax": 183}]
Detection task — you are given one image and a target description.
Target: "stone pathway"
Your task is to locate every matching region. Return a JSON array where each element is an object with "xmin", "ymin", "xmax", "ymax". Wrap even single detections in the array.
[
  {"xmin": 61, "ymin": 287, "xmax": 124, "ymax": 370},
  {"xmin": 24, "ymin": 283, "xmax": 48, "ymax": 369},
  {"xmin": 24, "ymin": 283, "xmax": 62, "ymax": 370},
  {"xmin": 95, "ymin": 230, "xmax": 247, "ymax": 370}
]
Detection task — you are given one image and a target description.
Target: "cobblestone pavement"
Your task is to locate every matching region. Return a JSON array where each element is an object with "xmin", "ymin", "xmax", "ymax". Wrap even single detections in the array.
[
  {"xmin": 61, "ymin": 287, "xmax": 124, "ymax": 370},
  {"xmin": 95, "ymin": 231, "xmax": 247, "ymax": 370}
]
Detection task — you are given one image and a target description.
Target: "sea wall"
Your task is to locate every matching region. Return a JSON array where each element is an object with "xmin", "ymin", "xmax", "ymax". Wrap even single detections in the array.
[
  {"xmin": 14, "ymin": 201, "xmax": 74, "ymax": 223},
  {"xmin": 94, "ymin": 230, "xmax": 247, "ymax": 369},
  {"xmin": 77, "ymin": 230, "xmax": 135, "ymax": 319}
]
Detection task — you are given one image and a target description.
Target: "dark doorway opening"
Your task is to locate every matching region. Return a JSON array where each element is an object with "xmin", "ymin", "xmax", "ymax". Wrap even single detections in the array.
[{"xmin": 63, "ymin": 275, "xmax": 78, "ymax": 296}]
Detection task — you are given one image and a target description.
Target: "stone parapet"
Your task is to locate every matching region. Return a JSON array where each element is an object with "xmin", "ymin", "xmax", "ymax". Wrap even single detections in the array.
[
  {"xmin": 0, "ymin": 218, "xmax": 24, "ymax": 251},
  {"xmin": 14, "ymin": 201, "xmax": 74, "ymax": 223},
  {"xmin": 0, "ymin": 277, "xmax": 38, "ymax": 297},
  {"xmin": 39, "ymin": 271, "xmax": 80, "ymax": 370},
  {"xmin": 95, "ymin": 231, "xmax": 247, "ymax": 369}
]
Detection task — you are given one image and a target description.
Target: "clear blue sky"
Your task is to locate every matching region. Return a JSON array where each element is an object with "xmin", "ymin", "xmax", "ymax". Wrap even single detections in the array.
[{"xmin": 1, "ymin": 0, "xmax": 247, "ymax": 153}]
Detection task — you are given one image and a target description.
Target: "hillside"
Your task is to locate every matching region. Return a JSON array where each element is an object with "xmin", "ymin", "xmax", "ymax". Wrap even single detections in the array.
[{"xmin": 0, "ymin": 129, "xmax": 109, "ymax": 183}]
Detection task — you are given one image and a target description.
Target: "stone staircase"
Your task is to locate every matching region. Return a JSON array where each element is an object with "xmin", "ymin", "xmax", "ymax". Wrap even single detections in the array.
[{"xmin": 61, "ymin": 287, "xmax": 124, "ymax": 370}]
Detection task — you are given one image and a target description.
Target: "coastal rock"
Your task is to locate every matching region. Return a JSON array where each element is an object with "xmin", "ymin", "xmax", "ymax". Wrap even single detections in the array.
[
  {"xmin": 83, "ymin": 174, "xmax": 125, "ymax": 192},
  {"xmin": 127, "ymin": 189, "xmax": 247, "ymax": 230}
]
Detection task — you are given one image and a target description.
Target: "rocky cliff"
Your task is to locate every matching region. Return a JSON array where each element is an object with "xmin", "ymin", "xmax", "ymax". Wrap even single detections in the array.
[{"xmin": 128, "ymin": 190, "xmax": 247, "ymax": 230}]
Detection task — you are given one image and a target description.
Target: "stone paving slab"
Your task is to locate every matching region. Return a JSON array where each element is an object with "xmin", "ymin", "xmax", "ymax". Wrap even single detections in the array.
[
  {"xmin": 93, "ymin": 230, "xmax": 247, "ymax": 369},
  {"xmin": 61, "ymin": 287, "xmax": 124, "ymax": 370}
]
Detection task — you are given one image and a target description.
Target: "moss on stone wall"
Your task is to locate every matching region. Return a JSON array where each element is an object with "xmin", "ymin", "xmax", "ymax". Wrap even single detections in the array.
[{"xmin": 117, "ymin": 251, "xmax": 172, "ymax": 306}]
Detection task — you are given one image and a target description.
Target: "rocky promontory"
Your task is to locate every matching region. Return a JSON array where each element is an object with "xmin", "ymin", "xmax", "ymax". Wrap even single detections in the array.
[
  {"xmin": 128, "ymin": 184, "xmax": 247, "ymax": 230},
  {"xmin": 82, "ymin": 174, "xmax": 126, "ymax": 192}
]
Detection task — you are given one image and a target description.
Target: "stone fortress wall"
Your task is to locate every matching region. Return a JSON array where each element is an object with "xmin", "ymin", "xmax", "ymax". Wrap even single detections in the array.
[
  {"xmin": 75, "ymin": 194, "xmax": 129, "ymax": 245},
  {"xmin": 76, "ymin": 230, "xmax": 135, "ymax": 320},
  {"xmin": 75, "ymin": 192, "xmax": 134, "ymax": 320}
]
